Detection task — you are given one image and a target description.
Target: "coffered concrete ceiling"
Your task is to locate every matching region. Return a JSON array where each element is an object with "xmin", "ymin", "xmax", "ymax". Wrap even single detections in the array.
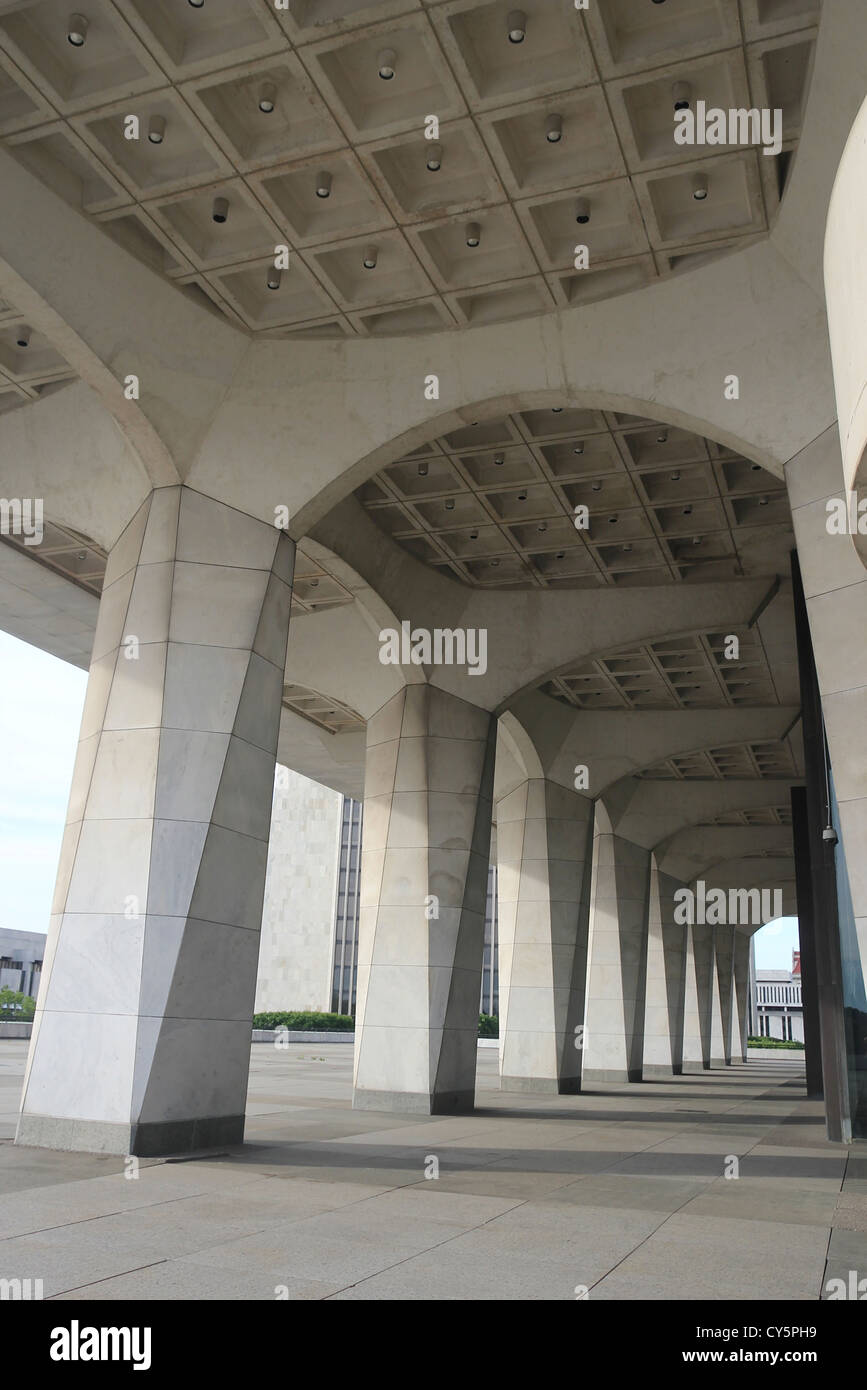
[
  {"xmin": 636, "ymin": 736, "xmax": 800, "ymax": 778},
  {"xmin": 0, "ymin": 287, "xmax": 77, "ymax": 413},
  {"xmin": 0, "ymin": 512, "xmax": 105, "ymax": 593},
  {"xmin": 546, "ymin": 625, "xmax": 780, "ymax": 711},
  {"xmin": 0, "ymin": 0, "xmax": 820, "ymax": 338},
  {"xmin": 0, "ymin": 521, "xmax": 355, "ymax": 666},
  {"xmin": 357, "ymin": 406, "xmax": 793, "ymax": 587}
]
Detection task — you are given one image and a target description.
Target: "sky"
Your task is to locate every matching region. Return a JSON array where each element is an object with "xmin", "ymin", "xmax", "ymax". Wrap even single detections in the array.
[
  {"xmin": 0, "ymin": 630, "xmax": 86, "ymax": 935},
  {"xmin": 753, "ymin": 915, "xmax": 800, "ymax": 972},
  {"xmin": 0, "ymin": 628, "xmax": 801, "ymax": 970}
]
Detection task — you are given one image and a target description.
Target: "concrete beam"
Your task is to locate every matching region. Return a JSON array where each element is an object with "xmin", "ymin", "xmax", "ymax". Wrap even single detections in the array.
[
  {"xmin": 608, "ymin": 778, "xmax": 802, "ymax": 850},
  {"xmin": 310, "ymin": 501, "xmax": 781, "ymax": 710},
  {"xmin": 0, "ymin": 147, "xmax": 245, "ymax": 481},
  {"xmin": 659, "ymin": 826, "xmax": 794, "ymax": 883},
  {"xmin": 508, "ymin": 690, "xmax": 799, "ymax": 795}
]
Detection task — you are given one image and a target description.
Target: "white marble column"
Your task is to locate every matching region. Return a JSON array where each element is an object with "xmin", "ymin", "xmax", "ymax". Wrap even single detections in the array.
[
  {"xmin": 352, "ymin": 685, "xmax": 495, "ymax": 1114},
  {"xmin": 17, "ymin": 486, "xmax": 293, "ymax": 1155},
  {"xmin": 787, "ymin": 432, "xmax": 867, "ymax": 988},
  {"xmin": 732, "ymin": 931, "xmax": 751, "ymax": 1063},
  {"xmin": 682, "ymin": 920, "xmax": 713, "ymax": 1073},
  {"xmin": 714, "ymin": 927, "xmax": 735, "ymax": 1066},
  {"xmin": 582, "ymin": 806, "xmax": 651, "ymax": 1085},
  {"xmin": 708, "ymin": 927, "xmax": 730, "ymax": 1068},
  {"xmin": 496, "ymin": 779, "xmax": 593, "ymax": 1094},
  {"xmin": 642, "ymin": 859, "xmax": 687, "ymax": 1079}
]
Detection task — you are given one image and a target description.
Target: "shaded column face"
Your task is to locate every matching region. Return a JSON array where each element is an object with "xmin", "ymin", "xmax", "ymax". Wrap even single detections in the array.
[
  {"xmin": 788, "ymin": 439, "xmax": 867, "ymax": 1137},
  {"xmin": 732, "ymin": 932, "xmax": 751, "ymax": 1063},
  {"xmin": 352, "ymin": 685, "xmax": 495, "ymax": 1115},
  {"xmin": 17, "ymin": 487, "xmax": 293, "ymax": 1157},
  {"xmin": 682, "ymin": 922, "xmax": 713, "ymax": 1073},
  {"xmin": 642, "ymin": 862, "xmax": 687, "ymax": 1079},
  {"xmin": 713, "ymin": 928, "xmax": 735, "ymax": 1065},
  {"xmin": 582, "ymin": 825, "xmax": 651, "ymax": 1085},
  {"xmin": 496, "ymin": 779, "xmax": 593, "ymax": 1095}
]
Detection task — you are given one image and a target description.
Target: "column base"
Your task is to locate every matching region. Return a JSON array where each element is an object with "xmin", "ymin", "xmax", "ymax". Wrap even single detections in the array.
[
  {"xmin": 681, "ymin": 1060, "xmax": 709, "ymax": 1074},
  {"xmin": 581, "ymin": 1067, "xmax": 642, "ymax": 1084},
  {"xmin": 500, "ymin": 1075, "xmax": 582, "ymax": 1095},
  {"xmin": 709, "ymin": 1056, "xmax": 729, "ymax": 1068},
  {"xmin": 642, "ymin": 1064, "xmax": 681, "ymax": 1080},
  {"xmin": 15, "ymin": 1112, "xmax": 245, "ymax": 1157},
  {"xmin": 352, "ymin": 1088, "xmax": 475, "ymax": 1115}
]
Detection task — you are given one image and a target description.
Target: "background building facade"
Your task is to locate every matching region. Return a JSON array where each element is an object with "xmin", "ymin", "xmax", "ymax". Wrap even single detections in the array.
[
  {"xmin": 0, "ymin": 929, "xmax": 43, "ymax": 1000},
  {"xmin": 254, "ymin": 769, "xmax": 343, "ymax": 1015},
  {"xmin": 257, "ymin": 774, "xmax": 500, "ymax": 1019},
  {"xmin": 751, "ymin": 950, "xmax": 804, "ymax": 1042}
]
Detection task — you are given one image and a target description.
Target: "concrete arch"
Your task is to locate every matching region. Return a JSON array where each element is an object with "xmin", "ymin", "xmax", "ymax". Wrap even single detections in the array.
[
  {"xmin": 593, "ymin": 799, "xmax": 615, "ymax": 838},
  {"xmin": 494, "ymin": 708, "xmax": 550, "ymax": 807},
  {"xmin": 609, "ymin": 780, "xmax": 801, "ymax": 852},
  {"xmin": 188, "ymin": 234, "xmax": 834, "ymax": 533},
  {"xmin": 288, "ymin": 535, "xmax": 426, "ymax": 712},
  {"xmin": 498, "ymin": 709, "xmax": 544, "ymax": 782},
  {"xmin": 825, "ymin": 91, "xmax": 867, "ymax": 500},
  {"xmin": 289, "ymin": 386, "xmax": 771, "ymax": 541},
  {"xmin": 500, "ymin": 600, "xmax": 778, "ymax": 711},
  {"xmin": 0, "ymin": 147, "xmax": 244, "ymax": 484},
  {"xmin": 0, "ymin": 381, "xmax": 152, "ymax": 550}
]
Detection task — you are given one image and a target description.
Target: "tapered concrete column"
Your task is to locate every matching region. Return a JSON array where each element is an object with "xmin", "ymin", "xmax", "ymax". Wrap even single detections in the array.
[
  {"xmin": 17, "ymin": 487, "xmax": 293, "ymax": 1155},
  {"xmin": 708, "ymin": 928, "xmax": 730, "ymax": 1067},
  {"xmin": 732, "ymin": 932, "xmax": 751, "ymax": 1064},
  {"xmin": 496, "ymin": 780, "xmax": 593, "ymax": 1094},
  {"xmin": 791, "ymin": 785, "xmax": 825, "ymax": 1095},
  {"xmin": 353, "ymin": 685, "xmax": 495, "ymax": 1114},
  {"xmin": 682, "ymin": 921, "xmax": 713, "ymax": 1073},
  {"xmin": 714, "ymin": 928, "xmax": 735, "ymax": 1065},
  {"xmin": 642, "ymin": 859, "xmax": 686, "ymax": 1079},
  {"xmin": 788, "ymin": 434, "xmax": 867, "ymax": 985},
  {"xmin": 788, "ymin": 432, "xmax": 867, "ymax": 1136},
  {"xmin": 582, "ymin": 807, "xmax": 651, "ymax": 1085}
]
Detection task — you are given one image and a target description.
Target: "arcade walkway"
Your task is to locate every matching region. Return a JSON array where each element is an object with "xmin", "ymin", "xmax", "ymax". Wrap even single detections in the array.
[{"xmin": 1, "ymin": 1042, "xmax": 863, "ymax": 1301}]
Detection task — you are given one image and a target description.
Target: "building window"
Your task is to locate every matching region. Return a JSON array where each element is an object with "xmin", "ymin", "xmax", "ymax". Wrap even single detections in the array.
[
  {"xmin": 329, "ymin": 818, "xmax": 500, "ymax": 1021},
  {"xmin": 331, "ymin": 798, "xmax": 362, "ymax": 1015},
  {"xmin": 481, "ymin": 864, "xmax": 498, "ymax": 1017}
]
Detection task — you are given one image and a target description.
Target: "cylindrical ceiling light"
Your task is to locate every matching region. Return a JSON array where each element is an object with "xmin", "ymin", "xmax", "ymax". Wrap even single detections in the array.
[
  {"xmin": 212, "ymin": 196, "xmax": 229, "ymax": 223},
  {"xmin": 377, "ymin": 48, "xmax": 396, "ymax": 80},
  {"xmin": 465, "ymin": 222, "xmax": 481, "ymax": 247},
  {"xmin": 426, "ymin": 143, "xmax": 443, "ymax": 172},
  {"xmin": 363, "ymin": 246, "xmax": 378, "ymax": 269},
  {"xmin": 546, "ymin": 113, "xmax": 563, "ymax": 144},
  {"xmin": 575, "ymin": 197, "xmax": 590, "ymax": 224},
  {"xmin": 691, "ymin": 172, "xmax": 709, "ymax": 201},
  {"xmin": 147, "ymin": 115, "xmax": 166, "ymax": 145},
  {"xmin": 266, "ymin": 267, "xmax": 282, "ymax": 290},
  {"xmin": 507, "ymin": 9, "xmax": 526, "ymax": 43},
  {"xmin": 315, "ymin": 170, "xmax": 332, "ymax": 198},
  {"xmin": 258, "ymin": 81, "xmax": 277, "ymax": 114},
  {"xmin": 67, "ymin": 13, "xmax": 88, "ymax": 45},
  {"xmin": 672, "ymin": 81, "xmax": 691, "ymax": 111}
]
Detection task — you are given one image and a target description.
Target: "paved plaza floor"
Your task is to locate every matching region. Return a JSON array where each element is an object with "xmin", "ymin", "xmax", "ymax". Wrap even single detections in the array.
[{"xmin": 1, "ymin": 1042, "xmax": 864, "ymax": 1301}]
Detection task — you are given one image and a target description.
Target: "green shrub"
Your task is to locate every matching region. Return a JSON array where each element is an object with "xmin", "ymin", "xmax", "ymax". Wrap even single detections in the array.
[
  {"xmin": 251, "ymin": 1011, "xmax": 501, "ymax": 1037},
  {"xmin": 0, "ymin": 988, "xmax": 35, "ymax": 1022},
  {"xmin": 252, "ymin": 1011, "xmax": 354, "ymax": 1031},
  {"xmin": 747, "ymin": 1035, "xmax": 804, "ymax": 1050}
]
